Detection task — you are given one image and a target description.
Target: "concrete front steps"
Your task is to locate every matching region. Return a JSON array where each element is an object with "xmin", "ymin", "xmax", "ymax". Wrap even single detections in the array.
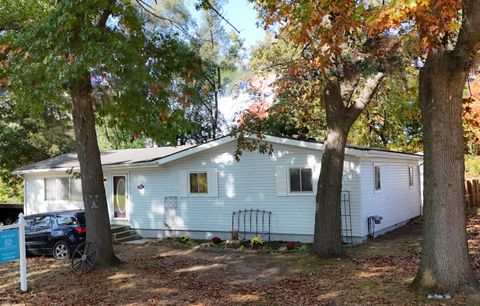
[{"xmin": 111, "ymin": 225, "xmax": 142, "ymax": 244}]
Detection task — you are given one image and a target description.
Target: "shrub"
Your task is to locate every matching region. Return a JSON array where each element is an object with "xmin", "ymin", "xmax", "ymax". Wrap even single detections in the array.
[
  {"xmin": 286, "ymin": 242, "xmax": 296, "ymax": 250},
  {"xmin": 180, "ymin": 234, "xmax": 190, "ymax": 243},
  {"xmin": 211, "ymin": 236, "xmax": 222, "ymax": 244},
  {"xmin": 250, "ymin": 235, "xmax": 263, "ymax": 247}
]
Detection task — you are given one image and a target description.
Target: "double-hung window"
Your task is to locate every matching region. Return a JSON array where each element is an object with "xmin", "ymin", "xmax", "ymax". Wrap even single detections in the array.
[
  {"xmin": 190, "ymin": 172, "xmax": 208, "ymax": 194},
  {"xmin": 44, "ymin": 177, "xmax": 83, "ymax": 201},
  {"xmin": 289, "ymin": 168, "xmax": 313, "ymax": 192}
]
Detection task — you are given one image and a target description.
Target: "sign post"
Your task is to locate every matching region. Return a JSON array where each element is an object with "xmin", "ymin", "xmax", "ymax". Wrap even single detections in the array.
[{"xmin": 0, "ymin": 213, "xmax": 27, "ymax": 291}]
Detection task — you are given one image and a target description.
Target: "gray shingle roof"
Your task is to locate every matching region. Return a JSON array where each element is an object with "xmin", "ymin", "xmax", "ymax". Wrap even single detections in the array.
[{"xmin": 14, "ymin": 145, "xmax": 193, "ymax": 173}]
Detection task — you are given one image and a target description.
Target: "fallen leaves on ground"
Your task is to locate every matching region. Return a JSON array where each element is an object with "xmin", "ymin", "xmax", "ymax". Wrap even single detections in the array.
[{"xmin": 2, "ymin": 217, "xmax": 480, "ymax": 305}]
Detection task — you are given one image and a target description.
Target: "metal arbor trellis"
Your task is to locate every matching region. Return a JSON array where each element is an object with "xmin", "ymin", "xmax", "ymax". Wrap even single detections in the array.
[{"xmin": 231, "ymin": 209, "xmax": 272, "ymax": 242}]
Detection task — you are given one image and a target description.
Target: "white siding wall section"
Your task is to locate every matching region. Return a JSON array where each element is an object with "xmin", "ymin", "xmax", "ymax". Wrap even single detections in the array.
[
  {"xmin": 24, "ymin": 141, "xmax": 425, "ymax": 242},
  {"xmin": 359, "ymin": 158, "xmax": 422, "ymax": 237},
  {"xmin": 24, "ymin": 174, "xmax": 84, "ymax": 215},
  {"xmin": 127, "ymin": 141, "xmax": 362, "ymax": 240}
]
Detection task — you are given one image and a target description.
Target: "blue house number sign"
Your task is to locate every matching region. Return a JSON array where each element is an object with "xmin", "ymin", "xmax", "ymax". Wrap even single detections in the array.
[{"xmin": 0, "ymin": 229, "xmax": 20, "ymax": 263}]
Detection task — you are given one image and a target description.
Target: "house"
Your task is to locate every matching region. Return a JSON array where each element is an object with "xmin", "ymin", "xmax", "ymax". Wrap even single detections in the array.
[{"xmin": 13, "ymin": 135, "xmax": 423, "ymax": 243}]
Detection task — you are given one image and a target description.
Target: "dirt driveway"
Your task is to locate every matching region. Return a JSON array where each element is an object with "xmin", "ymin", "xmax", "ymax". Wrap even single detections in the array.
[{"xmin": 2, "ymin": 218, "xmax": 480, "ymax": 305}]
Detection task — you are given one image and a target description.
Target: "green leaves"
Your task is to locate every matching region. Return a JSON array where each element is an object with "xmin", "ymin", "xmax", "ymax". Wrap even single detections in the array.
[{"xmin": 1, "ymin": 0, "xmax": 226, "ymax": 146}]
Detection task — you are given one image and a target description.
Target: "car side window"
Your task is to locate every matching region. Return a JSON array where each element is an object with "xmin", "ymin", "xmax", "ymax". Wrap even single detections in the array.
[
  {"xmin": 55, "ymin": 215, "xmax": 78, "ymax": 226},
  {"xmin": 25, "ymin": 218, "xmax": 34, "ymax": 229},
  {"xmin": 33, "ymin": 216, "xmax": 51, "ymax": 229}
]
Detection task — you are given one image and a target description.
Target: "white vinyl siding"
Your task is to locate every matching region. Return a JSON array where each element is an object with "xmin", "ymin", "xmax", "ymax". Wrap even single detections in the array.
[
  {"xmin": 275, "ymin": 165, "xmax": 287, "ymax": 196},
  {"xmin": 25, "ymin": 175, "xmax": 84, "ymax": 215},
  {"xmin": 126, "ymin": 141, "xmax": 363, "ymax": 239},
  {"xmin": 359, "ymin": 159, "xmax": 421, "ymax": 237},
  {"xmin": 23, "ymin": 139, "xmax": 421, "ymax": 242},
  {"xmin": 179, "ymin": 170, "xmax": 187, "ymax": 198},
  {"xmin": 207, "ymin": 169, "xmax": 218, "ymax": 197}
]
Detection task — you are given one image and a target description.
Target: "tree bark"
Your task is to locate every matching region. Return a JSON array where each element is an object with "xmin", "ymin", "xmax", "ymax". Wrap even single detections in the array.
[
  {"xmin": 412, "ymin": 50, "xmax": 478, "ymax": 292},
  {"xmin": 312, "ymin": 72, "xmax": 384, "ymax": 257},
  {"xmin": 412, "ymin": 0, "xmax": 480, "ymax": 292},
  {"xmin": 70, "ymin": 73, "xmax": 120, "ymax": 268}
]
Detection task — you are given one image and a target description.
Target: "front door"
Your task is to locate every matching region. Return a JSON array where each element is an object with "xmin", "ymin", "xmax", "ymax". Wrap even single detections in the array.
[{"xmin": 113, "ymin": 175, "xmax": 128, "ymax": 220}]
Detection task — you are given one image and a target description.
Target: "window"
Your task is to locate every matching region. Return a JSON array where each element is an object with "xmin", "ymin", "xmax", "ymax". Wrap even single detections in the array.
[
  {"xmin": 44, "ymin": 178, "xmax": 56, "ymax": 201},
  {"xmin": 374, "ymin": 165, "xmax": 381, "ymax": 191},
  {"xmin": 190, "ymin": 173, "xmax": 208, "ymax": 193},
  {"xmin": 57, "ymin": 178, "xmax": 69, "ymax": 200},
  {"xmin": 44, "ymin": 177, "xmax": 83, "ymax": 201},
  {"xmin": 289, "ymin": 168, "xmax": 313, "ymax": 192},
  {"xmin": 32, "ymin": 216, "xmax": 51, "ymax": 229},
  {"xmin": 54, "ymin": 214, "xmax": 78, "ymax": 226},
  {"xmin": 409, "ymin": 166, "xmax": 414, "ymax": 187},
  {"xmin": 70, "ymin": 178, "xmax": 83, "ymax": 201}
]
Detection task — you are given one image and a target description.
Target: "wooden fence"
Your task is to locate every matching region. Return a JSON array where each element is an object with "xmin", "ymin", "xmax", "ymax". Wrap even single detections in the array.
[{"xmin": 465, "ymin": 179, "xmax": 480, "ymax": 210}]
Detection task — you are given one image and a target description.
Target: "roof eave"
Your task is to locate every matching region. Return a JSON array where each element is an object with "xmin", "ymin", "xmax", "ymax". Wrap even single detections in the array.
[{"xmin": 13, "ymin": 161, "xmax": 160, "ymax": 175}]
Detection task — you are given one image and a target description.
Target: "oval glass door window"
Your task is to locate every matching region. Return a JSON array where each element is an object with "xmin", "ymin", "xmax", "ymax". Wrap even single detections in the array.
[{"xmin": 113, "ymin": 176, "xmax": 126, "ymax": 219}]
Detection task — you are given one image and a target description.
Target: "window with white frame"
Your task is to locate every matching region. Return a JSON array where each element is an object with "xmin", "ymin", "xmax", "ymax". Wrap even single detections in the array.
[
  {"xmin": 289, "ymin": 168, "xmax": 313, "ymax": 192},
  {"xmin": 189, "ymin": 172, "xmax": 208, "ymax": 194},
  {"xmin": 408, "ymin": 166, "xmax": 414, "ymax": 187},
  {"xmin": 44, "ymin": 177, "xmax": 83, "ymax": 201},
  {"xmin": 374, "ymin": 165, "xmax": 381, "ymax": 191}
]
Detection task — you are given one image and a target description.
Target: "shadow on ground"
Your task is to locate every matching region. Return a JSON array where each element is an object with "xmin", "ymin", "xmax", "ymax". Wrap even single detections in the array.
[{"xmin": 2, "ymin": 218, "xmax": 480, "ymax": 305}]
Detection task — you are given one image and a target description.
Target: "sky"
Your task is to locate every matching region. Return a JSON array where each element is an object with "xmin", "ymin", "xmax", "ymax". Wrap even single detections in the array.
[
  {"xmin": 187, "ymin": 0, "xmax": 265, "ymax": 50},
  {"xmin": 188, "ymin": 0, "xmax": 267, "ymax": 127},
  {"xmin": 220, "ymin": 0, "xmax": 266, "ymax": 50},
  {"xmin": 217, "ymin": 1, "xmax": 266, "ymax": 124}
]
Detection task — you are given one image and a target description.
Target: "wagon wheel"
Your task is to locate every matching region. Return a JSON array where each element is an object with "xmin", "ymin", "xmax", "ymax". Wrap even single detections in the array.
[{"xmin": 71, "ymin": 241, "xmax": 98, "ymax": 273}]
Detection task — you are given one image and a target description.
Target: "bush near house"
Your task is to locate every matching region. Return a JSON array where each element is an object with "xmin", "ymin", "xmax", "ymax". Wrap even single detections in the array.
[{"xmin": 210, "ymin": 236, "xmax": 222, "ymax": 244}]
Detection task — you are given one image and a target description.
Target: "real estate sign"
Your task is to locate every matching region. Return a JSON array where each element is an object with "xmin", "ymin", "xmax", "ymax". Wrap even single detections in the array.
[
  {"xmin": 0, "ymin": 213, "xmax": 27, "ymax": 291},
  {"xmin": 0, "ymin": 229, "xmax": 20, "ymax": 262}
]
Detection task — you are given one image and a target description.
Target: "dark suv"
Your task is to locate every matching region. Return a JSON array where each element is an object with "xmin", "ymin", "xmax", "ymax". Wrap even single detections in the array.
[{"xmin": 24, "ymin": 210, "xmax": 86, "ymax": 260}]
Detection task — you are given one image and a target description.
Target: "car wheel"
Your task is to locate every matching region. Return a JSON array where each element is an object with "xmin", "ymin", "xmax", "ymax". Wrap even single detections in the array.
[{"xmin": 53, "ymin": 241, "xmax": 71, "ymax": 260}]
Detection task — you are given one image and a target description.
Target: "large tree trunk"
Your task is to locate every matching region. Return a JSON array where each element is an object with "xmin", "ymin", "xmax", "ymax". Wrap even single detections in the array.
[
  {"xmin": 312, "ymin": 73, "xmax": 384, "ymax": 257},
  {"xmin": 312, "ymin": 125, "xmax": 349, "ymax": 256},
  {"xmin": 412, "ymin": 50, "xmax": 477, "ymax": 292},
  {"xmin": 70, "ymin": 74, "xmax": 120, "ymax": 268}
]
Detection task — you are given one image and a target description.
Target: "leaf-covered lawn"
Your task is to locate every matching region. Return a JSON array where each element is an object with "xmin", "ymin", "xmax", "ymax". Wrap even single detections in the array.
[{"xmin": 2, "ymin": 217, "xmax": 480, "ymax": 305}]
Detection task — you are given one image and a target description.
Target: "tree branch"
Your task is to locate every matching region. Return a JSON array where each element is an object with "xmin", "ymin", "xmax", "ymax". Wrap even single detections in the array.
[
  {"xmin": 0, "ymin": 23, "xmax": 20, "ymax": 32},
  {"xmin": 97, "ymin": 7, "xmax": 112, "ymax": 29},
  {"xmin": 134, "ymin": 0, "xmax": 196, "ymax": 40},
  {"xmin": 455, "ymin": 0, "xmax": 480, "ymax": 59},
  {"xmin": 201, "ymin": 0, "xmax": 240, "ymax": 34},
  {"xmin": 349, "ymin": 71, "xmax": 384, "ymax": 116}
]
